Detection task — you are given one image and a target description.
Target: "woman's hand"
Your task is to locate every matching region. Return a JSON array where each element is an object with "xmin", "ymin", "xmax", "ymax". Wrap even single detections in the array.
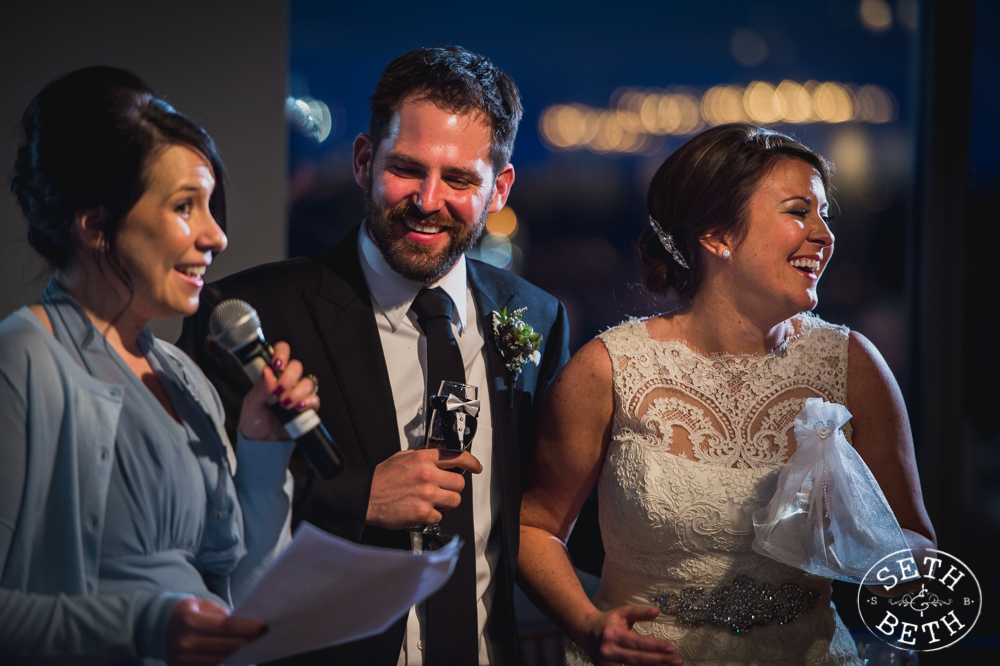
[
  {"xmin": 238, "ymin": 341, "xmax": 319, "ymax": 441},
  {"xmin": 578, "ymin": 605, "xmax": 681, "ymax": 666},
  {"xmin": 166, "ymin": 598, "xmax": 267, "ymax": 666}
]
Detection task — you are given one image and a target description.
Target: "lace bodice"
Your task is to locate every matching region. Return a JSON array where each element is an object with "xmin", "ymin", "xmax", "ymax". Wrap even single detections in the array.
[
  {"xmin": 607, "ymin": 314, "xmax": 852, "ymax": 469},
  {"xmin": 568, "ymin": 315, "xmax": 863, "ymax": 665}
]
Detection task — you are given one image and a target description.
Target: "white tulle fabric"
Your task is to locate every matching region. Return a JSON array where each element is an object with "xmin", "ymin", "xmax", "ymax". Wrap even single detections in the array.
[
  {"xmin": 566, "ymin": 315, "xmax": 863, "ymax": 665},
  {"xmin": 753, "ymin": 398, "xmax": 911, "ymax": 584}
]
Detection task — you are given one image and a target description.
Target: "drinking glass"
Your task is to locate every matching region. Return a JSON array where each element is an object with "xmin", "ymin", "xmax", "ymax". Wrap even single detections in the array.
[{"xmin": 411, "ymin": 380, "xmax": 478, "ymax": 553}]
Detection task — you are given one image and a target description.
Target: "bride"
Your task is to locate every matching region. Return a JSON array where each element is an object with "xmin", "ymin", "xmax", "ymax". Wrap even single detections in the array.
[{"xmin": 518, "ymin": 123, "xmax": 936, "ymax": 665}]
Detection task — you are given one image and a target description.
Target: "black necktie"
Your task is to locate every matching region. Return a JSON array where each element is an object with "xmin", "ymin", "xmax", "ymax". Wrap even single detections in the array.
[{"xmin": 409, "ymin": 287, "xmax": 479, "ymax": 664}]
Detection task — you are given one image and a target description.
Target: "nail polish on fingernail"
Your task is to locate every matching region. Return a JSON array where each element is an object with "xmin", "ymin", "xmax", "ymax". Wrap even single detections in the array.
[
  {"xmin": 273, "ymin": 359, "xmax": 282, "ymax": 370},
  {"xmin": 272, "ymin": 386, "xmax": 285, "ymax": 396},
  {"xmin": 281, "ymin": 397, "xmax": 292, "ymax": 408},
  {"xmin": 296, "ymin": 401, "xmax": 306, "ymax": 410}
]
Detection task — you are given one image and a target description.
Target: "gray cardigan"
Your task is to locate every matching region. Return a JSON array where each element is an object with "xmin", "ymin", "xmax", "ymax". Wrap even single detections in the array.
[{"xmin": 0, "ymin": 307, "xmax": 294, "ymax": 664}]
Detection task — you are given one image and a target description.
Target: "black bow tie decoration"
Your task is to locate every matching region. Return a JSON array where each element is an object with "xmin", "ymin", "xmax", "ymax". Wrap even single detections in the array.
[{"xmin": 428, "ymin": 392, "xmax": 480, "ymax": 451}]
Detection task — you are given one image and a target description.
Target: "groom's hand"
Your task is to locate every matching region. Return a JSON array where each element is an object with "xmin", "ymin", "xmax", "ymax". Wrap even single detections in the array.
[{"xmin": 366, "ymin": 448, "xmax": 483, "ymax": 529}]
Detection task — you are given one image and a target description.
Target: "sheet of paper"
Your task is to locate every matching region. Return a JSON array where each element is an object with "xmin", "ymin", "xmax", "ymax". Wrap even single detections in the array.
[{"xmin": 224, "ymin": 522, "xmax": 459, "ymax": 666}]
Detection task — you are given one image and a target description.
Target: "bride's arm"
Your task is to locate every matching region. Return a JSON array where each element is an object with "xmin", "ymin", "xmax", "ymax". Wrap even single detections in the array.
[
  {"xmin": 847, "ymin": 331, "xmax": 937, "ymax": 594},
  {"xmin": 519, "ymin": 340, "xmax": 680, "ymax": 666}
]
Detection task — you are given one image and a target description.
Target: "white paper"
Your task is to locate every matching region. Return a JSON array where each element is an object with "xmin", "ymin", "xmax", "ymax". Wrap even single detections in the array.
[{"xmin": 224, "ymin": 522, "xmax": 460, "ymax": 666}]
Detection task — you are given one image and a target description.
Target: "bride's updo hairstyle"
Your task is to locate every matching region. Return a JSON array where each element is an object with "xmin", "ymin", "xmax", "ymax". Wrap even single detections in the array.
[
  {"xmin": 11, "ymin": 66, "xmax": 227, "ymax": 272},
  {"xmin": 638, "ymin": 123, "xmax": 832, "ymax": 298}
]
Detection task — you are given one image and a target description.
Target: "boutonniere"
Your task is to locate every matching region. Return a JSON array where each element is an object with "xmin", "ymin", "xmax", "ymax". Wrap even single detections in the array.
[{"xmin": 491, "ymin": 306, "xmax": 542, "ymax": 408}]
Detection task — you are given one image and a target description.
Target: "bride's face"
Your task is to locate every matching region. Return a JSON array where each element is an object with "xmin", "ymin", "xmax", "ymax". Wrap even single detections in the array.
[{"xmin": 728, "ymin": 158, "xmax": 834, "ymax": 315}]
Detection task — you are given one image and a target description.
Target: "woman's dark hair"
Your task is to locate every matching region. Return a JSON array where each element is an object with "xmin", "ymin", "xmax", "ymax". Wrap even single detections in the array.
[
  {"xmin": 369, "ymin": 46, "xmax": 523, "ymax": 176},
  {"xmin": 11, "ymin": 66, "xmax": 226, "ymax": 273},
  {"xmin": 639, "ymin": 123, "xmax": 833, "ymax": 298}
]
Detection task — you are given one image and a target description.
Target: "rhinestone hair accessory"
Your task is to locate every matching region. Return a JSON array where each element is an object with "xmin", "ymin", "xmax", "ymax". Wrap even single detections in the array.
[
  {"xmin": 650, "ymin": 574, "xmax": 820, "ymax": 634},
  {"xmin": 648, "ymin": 216, "xmax": 690, "ymax": 270}
]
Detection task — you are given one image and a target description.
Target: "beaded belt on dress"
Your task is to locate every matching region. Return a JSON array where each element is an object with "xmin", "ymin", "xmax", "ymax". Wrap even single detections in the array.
[{"xmin": 650, "ymin": 574, "xmax": 819, "ymax": 634}]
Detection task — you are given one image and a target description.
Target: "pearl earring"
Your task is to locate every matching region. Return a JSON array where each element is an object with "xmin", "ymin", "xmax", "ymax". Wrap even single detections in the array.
[{"xmin": 722, "ymin": 249, "xmax": 731, "ymax": 259}]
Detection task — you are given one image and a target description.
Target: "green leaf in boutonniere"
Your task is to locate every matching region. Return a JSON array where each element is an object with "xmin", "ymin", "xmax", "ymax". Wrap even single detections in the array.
[{"xmin": 491, "ymin": 306, "xmax": 543, "ymax": 408}]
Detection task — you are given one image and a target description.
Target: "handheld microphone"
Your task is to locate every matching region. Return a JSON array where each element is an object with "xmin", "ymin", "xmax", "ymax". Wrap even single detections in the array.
[{"xmin": 208, "ymin": 298, "xmax": 345, "ymax": 479}]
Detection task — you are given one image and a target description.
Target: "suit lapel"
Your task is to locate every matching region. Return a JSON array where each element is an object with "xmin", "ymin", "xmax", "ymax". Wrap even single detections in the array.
[
  {"xmin": 467, "ymin": 260, "xmax": 520, "ymax": 551},
  {"xmin": 467, "ymin": 260, "xmax": 518, "ymax": 421},
  {"xmin": 302, "ymin": 228, "xmax": 400, "ymax": 468}
]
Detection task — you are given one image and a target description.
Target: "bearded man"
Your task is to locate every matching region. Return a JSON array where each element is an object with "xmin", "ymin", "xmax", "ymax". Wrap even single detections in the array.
[{"xmin": 180, "ymin": 46, "xmax": 570, "ymax": 666}]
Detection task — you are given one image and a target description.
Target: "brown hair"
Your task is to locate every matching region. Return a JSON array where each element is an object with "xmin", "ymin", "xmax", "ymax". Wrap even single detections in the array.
[
  {"xmin": 639, "ymin": 123, "xmax": 833, "ymax": 298},
  {"xmin": 12, "ymin": 66, "xmax": 226, "ymax": 271},
  {"xmin": 368, "ymin": 46, "xmax": 523, "ymax": 177}
]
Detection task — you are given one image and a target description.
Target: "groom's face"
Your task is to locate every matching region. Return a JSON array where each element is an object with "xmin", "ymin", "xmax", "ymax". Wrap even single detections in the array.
[{"xmin": 353, "ymin": 96, "xmax": 514, "ymax": 283}]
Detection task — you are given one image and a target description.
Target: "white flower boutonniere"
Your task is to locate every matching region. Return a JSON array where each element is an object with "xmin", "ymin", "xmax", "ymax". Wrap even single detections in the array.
[{"xmin": 492, "ymin": 306, "xmax": 543, "ymax": 408}]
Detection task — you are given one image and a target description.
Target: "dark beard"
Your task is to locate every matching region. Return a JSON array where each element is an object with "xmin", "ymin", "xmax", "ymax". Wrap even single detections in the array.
[{"xmin": 365, "ymin": 186, "xmax": 492, "ymax": 284}]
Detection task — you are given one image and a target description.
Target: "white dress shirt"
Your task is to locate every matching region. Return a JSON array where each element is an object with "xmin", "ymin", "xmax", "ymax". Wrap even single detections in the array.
[{"xmin": 358, "ymin": 224, "xmax": 501, "ymax": 666}]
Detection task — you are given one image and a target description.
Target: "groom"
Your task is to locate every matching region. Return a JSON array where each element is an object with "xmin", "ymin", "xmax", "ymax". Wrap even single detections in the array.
[{"xmin": 180, "ymin": 46, "xmax": 569, "ymax": 665}]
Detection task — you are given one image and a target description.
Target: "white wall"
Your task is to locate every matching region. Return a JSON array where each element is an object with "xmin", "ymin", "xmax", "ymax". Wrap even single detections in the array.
[{"xmin": 0, "ymin": 0, "xmax": 287, "ymax": 341}]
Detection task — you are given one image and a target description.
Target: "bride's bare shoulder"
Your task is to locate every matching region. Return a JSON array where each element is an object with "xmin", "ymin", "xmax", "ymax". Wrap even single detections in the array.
[
  {"xmin": 539, "ymin": 337, "xmax": 615, "ymax": 458},
  {"xmin": 847, "ymin": 330, "xmax": 900, "ymax": 402},
  {"xmin": 561, "ymin": 337, "xmax": 613, "ymax": 387},
  {"xmin": 541, "ymin": 338, "xmax": 615, "ymax": 423}
]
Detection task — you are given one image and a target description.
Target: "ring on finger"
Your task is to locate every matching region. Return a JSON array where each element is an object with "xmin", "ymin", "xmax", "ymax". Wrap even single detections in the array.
[{"xmin": 305, "ymin": 374, "xmax": 319, "ymax": 396}]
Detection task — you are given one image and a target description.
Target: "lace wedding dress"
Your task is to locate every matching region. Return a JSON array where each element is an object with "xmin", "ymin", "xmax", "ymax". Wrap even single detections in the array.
[{"xmin": 566, "ymin": 314, "xmax": 863, "ymax": 665}]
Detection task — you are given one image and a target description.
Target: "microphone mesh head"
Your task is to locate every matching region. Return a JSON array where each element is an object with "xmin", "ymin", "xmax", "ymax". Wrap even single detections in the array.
[{"xmin": 209, "ymin": 299, "xmax": 263, "ymax": 352}]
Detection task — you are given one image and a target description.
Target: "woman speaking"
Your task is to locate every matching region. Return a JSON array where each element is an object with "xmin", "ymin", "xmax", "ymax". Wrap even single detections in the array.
[{"xmin": 0, "ymin": 67, "xmax": 317, "ymax": 665}]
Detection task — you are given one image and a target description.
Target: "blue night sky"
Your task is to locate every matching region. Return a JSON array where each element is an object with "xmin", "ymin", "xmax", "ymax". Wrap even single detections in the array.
[{"xmin": 288, "ymin": 0, "xmax": 929, "ymax": 169}]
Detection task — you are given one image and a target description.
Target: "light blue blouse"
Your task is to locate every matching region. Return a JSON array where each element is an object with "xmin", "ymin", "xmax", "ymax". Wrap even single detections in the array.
[{"xmin": 0, "ymin": 282, "xmax": 295, "ymax": 665}]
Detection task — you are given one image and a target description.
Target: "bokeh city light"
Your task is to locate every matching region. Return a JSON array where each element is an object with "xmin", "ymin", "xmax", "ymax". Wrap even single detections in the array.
[{"xmin": 539, "ymin": 81, "xmax": 897, "ymax": 154}]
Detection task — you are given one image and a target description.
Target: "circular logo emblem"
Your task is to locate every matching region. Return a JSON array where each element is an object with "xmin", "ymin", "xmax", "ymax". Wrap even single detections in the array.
[{"xmin": 857, "ymin": 549, "xmax": 981, "ymax": 651}]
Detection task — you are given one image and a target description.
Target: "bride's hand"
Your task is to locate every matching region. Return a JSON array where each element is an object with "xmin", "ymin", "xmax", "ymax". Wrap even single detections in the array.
[{"xmin": 579, "ymin": 605, "xmax": 682, "ymax": 665}]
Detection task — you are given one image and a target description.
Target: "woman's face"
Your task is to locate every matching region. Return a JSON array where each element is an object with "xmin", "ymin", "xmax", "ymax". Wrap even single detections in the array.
[
  {"xmin": 727, "ymin": 158, "xmax": 834, "ymax": 315},
  {"xmin": 113, "ymin": 144, "xmax": 227, "ymax": 320}
]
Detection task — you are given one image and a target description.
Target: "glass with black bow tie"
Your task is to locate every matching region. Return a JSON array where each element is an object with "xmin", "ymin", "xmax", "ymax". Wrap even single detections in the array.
[{"xmin": 409, "ymin": 380, "xmax": 480, "ymax": 553}]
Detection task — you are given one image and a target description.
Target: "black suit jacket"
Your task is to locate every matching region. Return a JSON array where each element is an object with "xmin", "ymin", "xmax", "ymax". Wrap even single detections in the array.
[{"xmin": 179, "ymin": 226, "xmax": 570, "ymax": 665}]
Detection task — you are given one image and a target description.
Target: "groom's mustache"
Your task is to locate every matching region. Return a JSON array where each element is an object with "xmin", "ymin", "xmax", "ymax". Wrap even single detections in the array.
[{"xmin": 384, "ymin": 200, "xmax": 462, "ymax": 233}]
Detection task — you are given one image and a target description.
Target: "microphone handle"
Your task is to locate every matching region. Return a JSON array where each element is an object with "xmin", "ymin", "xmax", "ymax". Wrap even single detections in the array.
[
  {"xmin": 291, "ymin": 423, "xmax": 344, "ymax": 479},
  {"xmin": 230, "ymin": 336, "xmax": 345, "ymax": 479}
]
